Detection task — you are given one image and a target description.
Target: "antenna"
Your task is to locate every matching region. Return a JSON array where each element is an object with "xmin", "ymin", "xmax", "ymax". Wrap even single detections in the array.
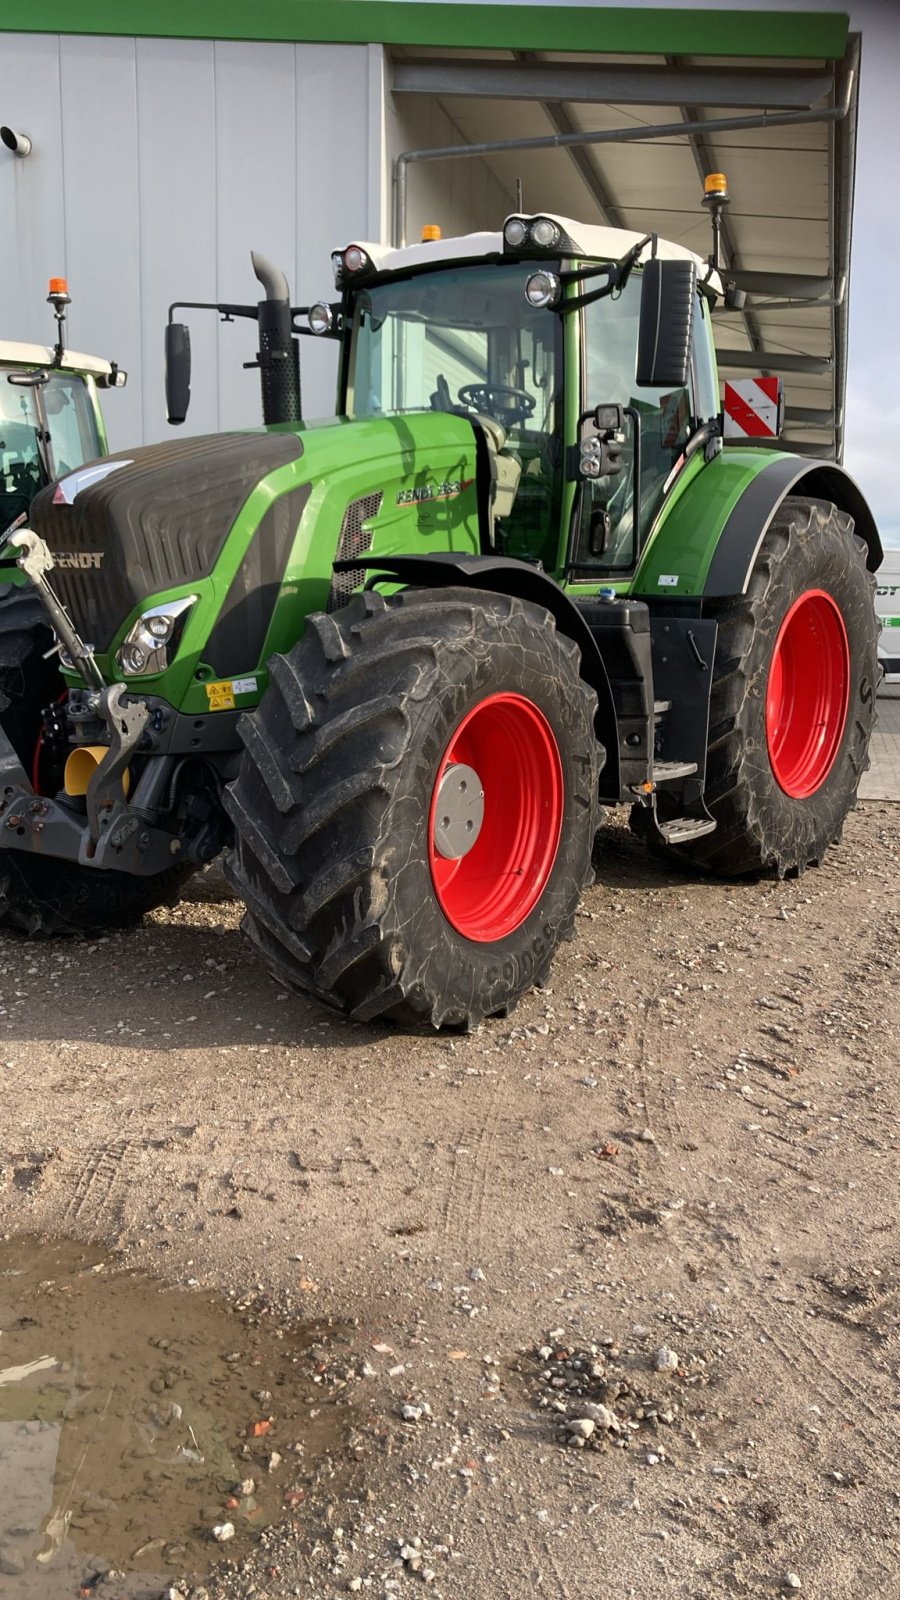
[{"xmin": 516, "ymin": 177, "xmax": 524, "ymax": 212}]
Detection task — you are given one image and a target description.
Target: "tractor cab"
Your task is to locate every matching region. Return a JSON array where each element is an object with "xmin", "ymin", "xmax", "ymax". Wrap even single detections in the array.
[
  {"xmin": 343, "ymin": 255, "xmax": 564, "ymax": 568},
  {"xmin": 326, "ymin": 215, "xmax": 723, "ymax": 580}
]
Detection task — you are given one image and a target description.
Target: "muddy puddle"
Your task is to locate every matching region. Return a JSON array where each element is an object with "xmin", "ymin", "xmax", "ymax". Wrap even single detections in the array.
[{"xmin": 0, "ymin": 1237, "xmax": 343, "ymax": 1597}]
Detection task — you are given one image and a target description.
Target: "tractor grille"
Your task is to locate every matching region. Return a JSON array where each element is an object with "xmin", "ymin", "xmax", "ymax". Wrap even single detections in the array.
[
  {"xmin": 28, "ymin": 432, "xmax": 305, "ymax": 652},
  {"xmin": 327, "ymin": 491, "xmax": 383, "ymax": 613}
]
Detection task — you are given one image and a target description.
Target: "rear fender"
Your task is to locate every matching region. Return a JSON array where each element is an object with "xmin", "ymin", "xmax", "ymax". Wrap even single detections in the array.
[
  {"xmin": 634, "ymin": 450, "xmax": 883, "ymax": 602},
  {"xmin": 342, "ymin": 552, "xmax": 621, "ymax": 799},
  {"xmin": 702, "ymin": 455, "xmax": 883, "ymax": 597}
]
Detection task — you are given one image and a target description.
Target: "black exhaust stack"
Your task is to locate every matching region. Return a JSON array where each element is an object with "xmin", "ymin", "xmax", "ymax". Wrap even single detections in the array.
[{"xmin": 251, "ymin": 251, "xmax": 301, "ymax": 425}]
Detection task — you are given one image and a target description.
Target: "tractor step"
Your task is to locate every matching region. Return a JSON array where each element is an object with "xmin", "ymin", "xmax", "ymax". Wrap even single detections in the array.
[
  {"xmin": 658, "ymin": 815, "xmax": 718, "ymax": 844},
  {"xmin": 652, "ymin": 758, "xmax": 698, "ymax": 783}
]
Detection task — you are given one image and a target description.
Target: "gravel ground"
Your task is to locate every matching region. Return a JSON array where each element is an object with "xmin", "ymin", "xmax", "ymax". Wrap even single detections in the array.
[{"xmin": 1, "ymin": 804, "xmax": 898, "ymax": 1600}]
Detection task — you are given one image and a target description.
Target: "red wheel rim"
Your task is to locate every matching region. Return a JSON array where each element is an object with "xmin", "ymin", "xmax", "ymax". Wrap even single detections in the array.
[
  {"xmin": 428, "ymin": 692, "xmax": 564, "ymax": 942},
  {"xmin": 765, "ymin": 588, "xmax": 850, "ymax": 798}
]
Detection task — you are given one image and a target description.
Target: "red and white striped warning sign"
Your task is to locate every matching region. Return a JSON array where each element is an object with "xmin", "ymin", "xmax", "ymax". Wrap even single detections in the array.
[{"xmin": 723, "ymin": 376, "xmax": 784, "ymax": 440}]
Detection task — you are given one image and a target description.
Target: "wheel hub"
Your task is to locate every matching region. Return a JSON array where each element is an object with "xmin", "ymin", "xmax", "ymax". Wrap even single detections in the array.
[
  {"xmin": 432, "ymin": 762, "xmax": 484, "ymax": 859},
  {"xmin": 427, "ymin": 692, "xmax": 564, "ymax": 943}
]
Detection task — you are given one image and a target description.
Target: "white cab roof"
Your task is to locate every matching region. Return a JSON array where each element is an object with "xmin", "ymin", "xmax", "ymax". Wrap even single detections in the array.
[
  {"xmin": 0, "ymin": 340, "xmax": 114, "ymax": 378},
  {"xmin": 342, "ymin": 215, "xmax": 721, "ymax": 288}
]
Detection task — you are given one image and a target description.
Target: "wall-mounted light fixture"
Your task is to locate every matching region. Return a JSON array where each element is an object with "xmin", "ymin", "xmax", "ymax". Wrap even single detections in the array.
[{"xmin": 1, "ymin": 126, "xmax": 33, "ymax": 157}]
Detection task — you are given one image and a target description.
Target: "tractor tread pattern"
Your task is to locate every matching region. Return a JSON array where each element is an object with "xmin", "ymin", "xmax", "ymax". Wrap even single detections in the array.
[
  {"xmin": 633, "ymin": 496, "xmax": 879, "ymax": 878},
  {"xmin": 225, "ymin": 586, "xmax": 601, "ymax": 1028}
]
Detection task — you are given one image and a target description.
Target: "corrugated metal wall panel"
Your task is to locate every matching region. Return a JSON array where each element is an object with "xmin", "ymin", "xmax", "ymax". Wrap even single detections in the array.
[
  {"xmin": 59, "ymin": 36, "xmax": 144, "ymax": 444},
  {"xmin": 135, "ymin": 38, "xmax": 220, "ymax": 443},
  {"xmin": 212, "ymin": 39, "xmax": 298, "ymax": 432},
  {"xmin": 0, "ymin": 36, "xmax": 67, "ymax": 343},
  {"xmin": 294, "ymin": 42, "xmax": 379, "ymax": 417},
  {"xmin": 0, "ymin": 33, "xmax": 383, "ymax": 449}
]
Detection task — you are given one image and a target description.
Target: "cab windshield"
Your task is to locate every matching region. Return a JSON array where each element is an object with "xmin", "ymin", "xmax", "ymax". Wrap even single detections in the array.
[
  {"xmin": 0, "ymin": 371, "xmax": 102, "ymax": 530},
  {"xmin": 346, "ymin": 262, "xmax": 564, "ymax": 564}
]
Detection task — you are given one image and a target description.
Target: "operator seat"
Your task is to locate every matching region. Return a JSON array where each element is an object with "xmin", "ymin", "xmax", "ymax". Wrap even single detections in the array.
[{"xmin": 473, "ymin": 413, "xmax": 522, "ymax": 522}]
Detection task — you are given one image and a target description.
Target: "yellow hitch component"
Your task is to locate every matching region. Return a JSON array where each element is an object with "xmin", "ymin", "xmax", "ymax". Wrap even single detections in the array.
[{"xmin": 64, "ymin": 745, "xmax": 131, "ymax": 798}]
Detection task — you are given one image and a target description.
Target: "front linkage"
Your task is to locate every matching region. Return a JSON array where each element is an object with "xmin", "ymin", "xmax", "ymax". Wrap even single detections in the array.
[{"xmin": 0, "ymin": 530, "xmax": 190, "ymax": 877}]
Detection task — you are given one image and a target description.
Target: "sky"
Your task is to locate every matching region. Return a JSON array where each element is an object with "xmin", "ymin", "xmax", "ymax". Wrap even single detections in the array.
[{"xmin": 429, "ymin": 0, "xmax": 900, "ymax": 547}]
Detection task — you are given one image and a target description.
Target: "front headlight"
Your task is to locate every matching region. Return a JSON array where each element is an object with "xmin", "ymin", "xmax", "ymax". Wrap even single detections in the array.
[
  {"xmin": 116, "ymin": 594, "xmax": 197, "ymax": 677},
  {"xmin": 525, "ymin": 270, "xmax": 561, "ymax": 309},
  {"xmin": 308, "ymin": 301, "xmax": 334, "ymax": 335},
  {"xmin": 530, "ymin": 217, "xmax": 560, "ymax": 248}
]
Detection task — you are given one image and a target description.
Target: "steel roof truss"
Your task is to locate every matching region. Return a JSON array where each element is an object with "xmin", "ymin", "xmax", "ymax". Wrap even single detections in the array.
[{"xmin": 393, "ymin": 59, "xmax": 835, "ymax": 112}]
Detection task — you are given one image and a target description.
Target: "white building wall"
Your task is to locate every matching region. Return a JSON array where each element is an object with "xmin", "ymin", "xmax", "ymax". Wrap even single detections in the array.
[{"xmin": 0, "ymin": 34, "xmax": 385, "ymax": 448}]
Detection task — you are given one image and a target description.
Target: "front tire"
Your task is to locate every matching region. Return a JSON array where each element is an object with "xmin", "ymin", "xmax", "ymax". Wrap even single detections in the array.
[
  {"xmin": 225, "ymin": 587, "xmax": 602, "ymax": 1027},
  {"xmin": 637, "ymin": 496, "xmax": 878, "ymax": 877}
]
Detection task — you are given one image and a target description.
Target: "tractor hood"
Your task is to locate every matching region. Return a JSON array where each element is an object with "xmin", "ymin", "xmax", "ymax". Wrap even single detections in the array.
[{"xmin": 26, "ymin": 414, "xmax": 483, "ymax": 685}]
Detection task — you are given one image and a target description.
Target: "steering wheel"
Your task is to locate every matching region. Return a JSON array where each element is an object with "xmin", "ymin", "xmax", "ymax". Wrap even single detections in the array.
[{"xmin": 457, "ymin": 384, "xmax": 535, "ymax": 428}]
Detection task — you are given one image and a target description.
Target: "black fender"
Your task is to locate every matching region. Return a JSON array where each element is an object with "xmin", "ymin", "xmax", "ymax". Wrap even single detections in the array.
[
  {"xmin": 703, "ymin": 456, "xmax": 884, "ymax": 599},
  {"xmin": 339, "ymin": 552, "xmax": 620, "ymax": 798}
]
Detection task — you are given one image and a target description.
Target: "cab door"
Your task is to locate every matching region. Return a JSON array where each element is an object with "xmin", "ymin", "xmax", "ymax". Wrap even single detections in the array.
[{"xmin": 570, "ymin": 274, "xmax": 715, "ymax": 578}]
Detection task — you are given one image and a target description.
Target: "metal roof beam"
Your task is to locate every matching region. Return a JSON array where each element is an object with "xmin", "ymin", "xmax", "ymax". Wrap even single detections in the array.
[
  {"xmin": 717, "ymin": 349, "xmax": 831, "ymax": 374},
  {"xmin": 393, "ymin": 60, "xmax": 835, "ymax": 111},
  {"xmin": 532, "ymin": 99, "xmax": 626, "ymax": 229},
  {"xmin": 510, "ymin": 49, "xmax": 625, "ymax": 230},
  {"xmin": 393, "ymin": 70, "xmax": 857, "ymax": 244},
  {"xmin": 780, "ymin": 439, "xmax": 835, "ymax": 456},
  {"xmin": 784, "ymin": 405, "xmax": 836, "ymax": 426}
]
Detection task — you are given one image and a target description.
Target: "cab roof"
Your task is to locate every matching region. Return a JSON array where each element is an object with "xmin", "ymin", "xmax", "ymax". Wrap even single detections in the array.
[
  {"xmin": 0, "ymin": 340, "xmax": 115, "ymax": 379},
  {"xmin": 344, "ymin": 214, "xmax": 718, "ymax": 282}
]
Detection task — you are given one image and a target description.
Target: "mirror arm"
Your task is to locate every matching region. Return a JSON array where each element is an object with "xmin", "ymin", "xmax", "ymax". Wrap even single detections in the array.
[
  {"xmin": 290, "ymin": 306, "xmax": 344, "ymax": 340},
  {"xmin": 556, "ymin": 233, "xmax": 654, "ymax": 316},
  {"xmin": 167, "ymin": 300, "xmax": 259, "ymax": 324},
  {"xmin": 558, "ymin": 278, "xmax": 620, "ymax": 315}
]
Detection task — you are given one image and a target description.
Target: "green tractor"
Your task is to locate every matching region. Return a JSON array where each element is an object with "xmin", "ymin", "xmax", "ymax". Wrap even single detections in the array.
[{"xmin": 0, "ymin": 202, "xmax": 881, "ymax": 1027}]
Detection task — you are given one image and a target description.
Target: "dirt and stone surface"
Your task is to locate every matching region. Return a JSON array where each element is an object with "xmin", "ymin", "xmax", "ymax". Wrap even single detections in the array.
[{"xmin": 0, "ymin": 804, "xmax": 897, "ymax": 1600}]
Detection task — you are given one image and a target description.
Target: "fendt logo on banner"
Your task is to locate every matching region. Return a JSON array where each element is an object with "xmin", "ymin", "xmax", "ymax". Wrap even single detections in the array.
[{"xmin": 723, "ymin": 376, "xmax": 785, "ymax": 441}]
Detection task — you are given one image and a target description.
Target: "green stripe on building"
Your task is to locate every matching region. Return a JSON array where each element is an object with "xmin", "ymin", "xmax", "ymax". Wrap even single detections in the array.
[{"xmin": 0, "ymin": 3, "xmax": 850, "ymax": 58}]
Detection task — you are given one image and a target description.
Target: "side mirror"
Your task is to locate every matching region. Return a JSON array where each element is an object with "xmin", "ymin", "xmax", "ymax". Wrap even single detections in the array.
[
  {"xmin": 165, "ymin": 322, "xmax": 191, "ymax": 425},
  {"xmin": 636, "ymin": 259, "xmax": 696, "ymax": 389}
]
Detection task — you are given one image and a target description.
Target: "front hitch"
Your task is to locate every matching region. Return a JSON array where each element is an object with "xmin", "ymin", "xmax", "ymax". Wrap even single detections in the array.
[
  {"xmin": 0, "ymin": 705, "xmax": 183, "ymax": 876},
  {"xmin": 0, "ymin": 529, "xmax": 183, "ymax": 875},
  {"xmin": 83, "ymin": 684, "xmax": 150, "ymax": 847}
]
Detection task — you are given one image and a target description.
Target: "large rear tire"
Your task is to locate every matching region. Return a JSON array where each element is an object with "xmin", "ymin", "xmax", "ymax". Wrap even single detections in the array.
[
  {"xmin": 0, "ymin": 586, "xmax": 195, "ymax": 936},
  {"xmin": 225, "ymin": 587, "xmax": 602, "ymax": 1027},
  {"xmin": 634, "ymin": 497, "xmax": 878, "ymax": 877}
]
